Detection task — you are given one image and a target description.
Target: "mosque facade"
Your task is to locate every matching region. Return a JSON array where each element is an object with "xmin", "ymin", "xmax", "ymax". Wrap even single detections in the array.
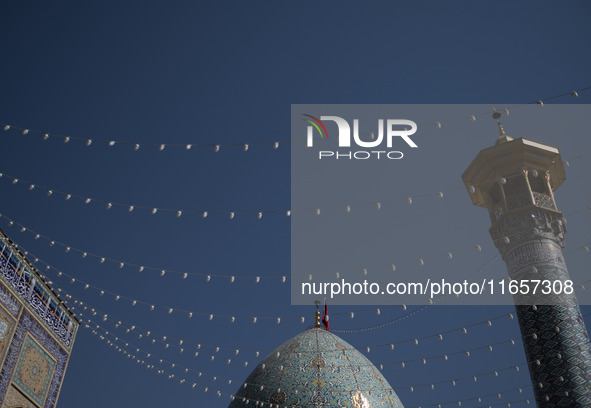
[{"xmin": 0, "ymin": 228, "xmax": 78, "ymax": 408}]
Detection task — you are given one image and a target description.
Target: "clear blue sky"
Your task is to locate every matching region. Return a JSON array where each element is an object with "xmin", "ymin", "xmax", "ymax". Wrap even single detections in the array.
[{"xmin": 0, "ymin": 1, "xmax": 590, "ymax": 407}]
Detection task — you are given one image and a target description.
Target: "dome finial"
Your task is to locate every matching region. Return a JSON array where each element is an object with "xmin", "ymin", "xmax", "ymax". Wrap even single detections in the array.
[
  {"xmin": 322, "ymin": 298, "xmax": 330, "ymax": 330},
  {"xmin": 493, "ymin": 108, "xmax": 513, "ymax": 145},
  {"xmin": 314, "ymin": 300, "xmax": 321, "ymax": 327}
]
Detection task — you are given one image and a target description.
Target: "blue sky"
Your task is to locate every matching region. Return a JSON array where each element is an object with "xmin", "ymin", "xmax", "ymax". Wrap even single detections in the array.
[{"xmin": 0, "ymin": 1, "xmax": 590, "ymax": 407}]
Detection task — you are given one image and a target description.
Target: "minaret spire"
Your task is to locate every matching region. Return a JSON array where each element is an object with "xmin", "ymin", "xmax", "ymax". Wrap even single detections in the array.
[{"xmin": 492, "ymin": 108, "xmax": 513, "ymax": 145}]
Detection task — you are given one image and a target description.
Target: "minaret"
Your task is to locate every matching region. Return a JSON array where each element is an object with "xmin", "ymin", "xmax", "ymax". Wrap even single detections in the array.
[{"xmin": 462, "ymin": 112, "xmax": 591, "ymax": 407}]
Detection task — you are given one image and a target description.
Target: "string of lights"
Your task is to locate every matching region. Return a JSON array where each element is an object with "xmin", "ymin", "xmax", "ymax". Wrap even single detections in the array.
[
  {"xmin": 9, "ymin": 238, "xmax": 589, "ymax": 339},
  {"xmin": 4, "ymin": 237, "xmax": 294, "ymax": 323},
  {"xmin": 80, "ymin": 314, "xmax": 246, "ymax": 383},
  {"xmin": 72, "ymin": 288, "xmax": 523, "ymax": 371},
  {"xmin": 396, "ymin": 363, "xmax": 527, "ymax": 391},
  {"xmin": 0, "ymin": 86, "xmax": 586, "ymax": 153},
  {"xmin": 58, "ymin": 278, "xmax": 523, "ymax": 358},
  {"xmin": 0, "ymin": 232, "xmax": 421, "ymax": 323},
  {"xmin": 331, "ymin": 256, "xmax": 500, "ymax": 333},
  {"xmin": 333, "ymin": 240, "xmax": 591, "ymax": 333},
  {"xmin": 5, "ymin": 241, "xmax": 487, "ymax": 324},
  {"xmin": 0, "ymin": 211, "xmax": 501, "ymax": 281},
  {"xmin": 0, "ymin": 170, "xmax": 494, "ymax": 219},
  {"xmin": 5, "ymin": 233, "xmax": 590, "ymax": 337},
  {"xmin": 82, "ymin": 312, "xmax": 531, "ymax": 405},
  {"xmin": 72, "ymin": 299, "xmax": 262, "ymax": 360},
  {"xmin": 74, "ymin": 305, "xmax": 532, "ymax": 405},
  {"xmin": 1, "ymin": 198, "xmax": 588, "ymax": 287},
  {"xmin": 90, "ymin": 310, "xmax": 531, "ymax": 408},
  {"xmin": 405, "ymin": 388, "xmax": 533, "ymax": 408},
  {"xmin": 223, "ymin": 339, "xmax": 523, "ymax": 395},
  {"xmin": 2, "ymin": 231, "xmax": 452, "ymax": 342},
  {"xmin": 81, "ymin": 318, "xmax": 229, "ymax": 392},
  {"xmin": 0, "ymin": 156, "xmax": 587, "ymax": 219}
]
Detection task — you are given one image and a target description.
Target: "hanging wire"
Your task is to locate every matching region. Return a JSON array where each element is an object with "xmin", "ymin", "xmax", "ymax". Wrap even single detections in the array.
[
  {"xmin": 83, "ymin": 311, "xmax": 530, "ymax": 405},
  {"xmin": 0, "ymin": 85, "xmax": 587, "ymax": 153},
  {"xmin": 58, "ymin": 276, "xmax": 524, "ymax": 358},
  {"xmin": 0, "ymin": 151, "xmax": 588, "ymax": 220}
]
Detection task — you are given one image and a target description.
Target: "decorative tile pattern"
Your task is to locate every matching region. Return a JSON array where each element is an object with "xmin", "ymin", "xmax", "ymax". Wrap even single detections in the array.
[
  {"xmin": 0, "ymin": 238, "xmax": 76, "ymax": 349},
  {"xmin": 0, "ymin": 306, "xmax": 16, "ymax": 364},
  {"xmin": 499, "ymin": 230, "xmax": 591, "ymax": 407},
  {"xmin": 13, "ymin": 335, "xmax": 56, "ymax": 407},
  {"xmin": 1, "ymin": 385, "xmax": 37, "ymax": 408},
  {"xmin": 228, "ymin": 328, "xmax": 404, "ymax": 408},
  {"xmin": 0, "ymin": 310, "xmax": 68, "ymax": 408},
  {"xmin": 489, "ymin": 208, "xmax": 567, "ymax": 257},
  {"xmin": 487, "ymin": 186, "xmax": 591, "ymax": 405},
  {"xmin": 0, "ymin": 281, "xmax": 21, "ymax": 316},
  {"xmin": 515, "ymin": 303, "xmax": 591, "ymax": 407}
]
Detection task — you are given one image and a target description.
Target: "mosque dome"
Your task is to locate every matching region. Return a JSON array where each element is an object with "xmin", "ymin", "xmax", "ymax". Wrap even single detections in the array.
[{"xmin": 228, "ymin": 327, "xmax": 404, "ymax": 408}]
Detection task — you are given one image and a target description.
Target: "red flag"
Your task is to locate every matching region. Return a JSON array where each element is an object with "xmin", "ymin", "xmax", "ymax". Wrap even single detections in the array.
[{"xmin": 322, "ymin": 299, "xmax": 329, "ymax": 330}]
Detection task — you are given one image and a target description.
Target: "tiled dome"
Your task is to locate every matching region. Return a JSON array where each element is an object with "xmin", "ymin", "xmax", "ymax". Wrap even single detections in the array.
[{"xmin": 228, "ymin": 327, "xmax": 404, "ymax": 408}]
